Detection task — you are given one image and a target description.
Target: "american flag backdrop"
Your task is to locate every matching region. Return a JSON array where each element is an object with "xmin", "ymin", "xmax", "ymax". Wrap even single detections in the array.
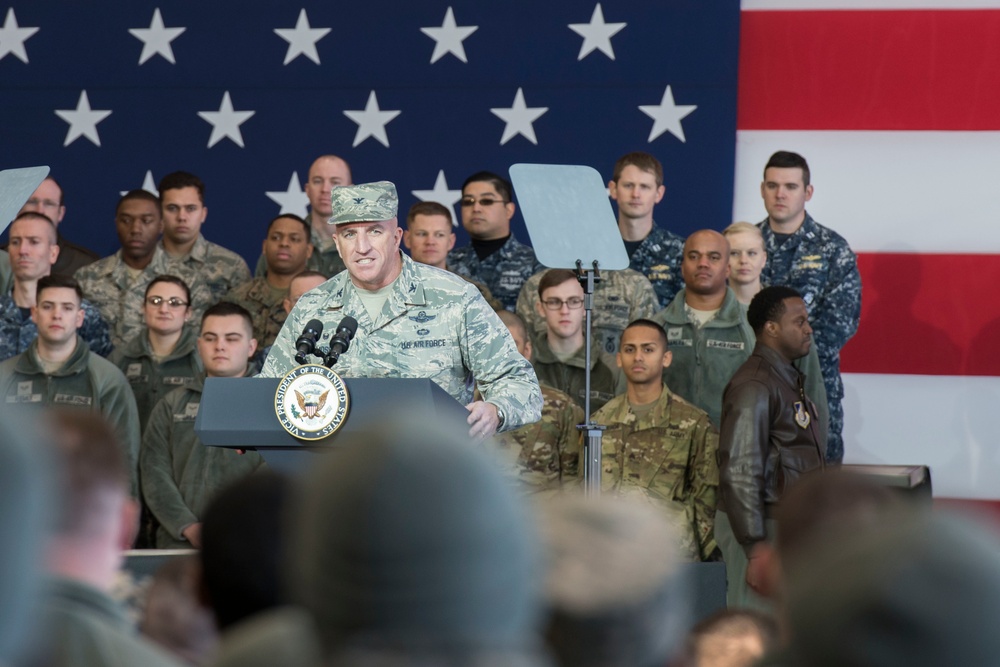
[
  {"xmin": 735, "ymin": 0, "xmax": 1000, "ymax": 503},
  {"xmin": 5, "ymin": 1, "xmax": 998, "ymax": 502}
]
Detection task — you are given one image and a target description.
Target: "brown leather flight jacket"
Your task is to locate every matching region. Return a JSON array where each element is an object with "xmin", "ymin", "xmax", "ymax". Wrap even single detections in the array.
[{"xmin": 717, "ymin": 343, "xmax": 826, "ymax": 554}]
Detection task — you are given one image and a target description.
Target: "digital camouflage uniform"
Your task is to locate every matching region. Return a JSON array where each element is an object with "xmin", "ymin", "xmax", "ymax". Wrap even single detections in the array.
[
  {"xmin": 654, "ymin": 288, "xmax": 829, "ymax": 434},
  {"xmin": 758, "ymin": 214, "xmax": 860, "ymax": 463},
  {"xmin": 448, "ymin": 236, "xmax": 544, "ymax": 312},
  {"xmin": 591, "ymin": 387, "xmax": 719, "ymax": 561},
  {"xmin": 0, "ymin": 293, "xmax": 112, "ymax": 362},
  {"xmin": 140, "ymin": 374, "xmax": 265, "ymax": 548},
  {"xmin": 516, "ymin": 268, "xmax": 659, "ymax": 357},
  {"xmin": 628, "ymin": 225, "xmax": 686, "ymax": 308},
  {"xmin": 223, "ymin": 277, "xmax": 288, "ymax": 349},
  {"xmin": 75, "ymin": 246, "xmax": 214, "ymax": 349},
  {"xmin": 0, "ymin": 337, "xmax": 141, "ymax": 494},
  {"xmin": 161, "ymin": 234, "xmax": 252, "ymax": 305},
  {"xmin": 34, "ymin": 578, "xmax": 184, "ymax": 667},
  {"xmin": 490, "ymin": 384, "xmax": 583, "ymax": 497},
  {"xmin": 260, "ymin": 253, "xmax": 542, "ymax": 431},
  {"xmin": 531, "ymin": 334, "xmax": 620, "ymax": 414},
  {"xmin": 446, "ymin": 266, "xmax": 504, "ymax": 312},
  {"xmin": 255, "ymin": 224, "xmax": 347, "ymax": 279},
  {"xmin": 108, "ymin": 324, "xmax": 202, "ymax": 433}
]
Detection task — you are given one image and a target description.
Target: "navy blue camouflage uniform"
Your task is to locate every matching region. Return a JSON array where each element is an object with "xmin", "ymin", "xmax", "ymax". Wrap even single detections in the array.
[
  {"xmin": 0, "ymin": 294, "xmax": 113, "ymax": 362},
  {"xmin": 627, "ymin": 225, "xmax": 686, "ymax": 309},
  {"xmin": 758, "ymin": 213, "xmax": 861, "ymax": 463},
  {"xmin": 448, "ymin": 236, "xmax": 543, "ymax": 312}
]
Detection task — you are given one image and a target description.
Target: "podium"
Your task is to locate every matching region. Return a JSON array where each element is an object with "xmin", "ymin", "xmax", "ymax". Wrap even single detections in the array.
[{"xmin": 195, "ymin": 376, "xmax": 471, "ymax": 473}]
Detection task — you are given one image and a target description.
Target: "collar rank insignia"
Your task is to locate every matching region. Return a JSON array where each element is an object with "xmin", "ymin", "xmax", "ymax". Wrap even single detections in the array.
[
  {"xmin": 408, "ymin": 310, "xmax": 435, "ymax": 324},
  {"xmin": 794, "ymin": 401, "xmax": 811, "ymax": 429},
  {"xmin": 353, "ymin": 197, "xmax": 365, "ymax": 205}
]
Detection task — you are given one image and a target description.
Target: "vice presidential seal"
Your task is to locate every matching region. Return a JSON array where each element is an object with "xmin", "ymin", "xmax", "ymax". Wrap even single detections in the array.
[{"xmin": 275, "ymin": 364, "xmax": 350, "ymax": 440}]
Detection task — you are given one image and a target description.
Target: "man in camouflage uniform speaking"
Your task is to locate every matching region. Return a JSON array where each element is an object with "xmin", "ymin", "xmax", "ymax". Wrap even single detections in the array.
[
  {"xmin": 756, "ymin": 151, "xmax": 860, "ymax": 463},
  {"xmin": 259, "ymin": 181, "xmax": 542, "ymax": 438},
  {"xmin": 590, "ymin": 319, "xmax": 719, "ymax": 562}
]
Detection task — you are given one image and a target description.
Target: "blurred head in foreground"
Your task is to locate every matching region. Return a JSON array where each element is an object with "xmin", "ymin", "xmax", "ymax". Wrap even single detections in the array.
[
  {"xmin": 538, "ymin": 494, "xmax": 692, "ymax": 667},
  {"xmin": 289, "ymin": 420, "xmax": 545, "ymax": 665}
]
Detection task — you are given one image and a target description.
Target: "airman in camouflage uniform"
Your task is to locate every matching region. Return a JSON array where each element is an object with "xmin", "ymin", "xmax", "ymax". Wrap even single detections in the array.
[
  {"xmin": 447, "ymin": 171, "xmax": 543, "ymax": 311},
  {"xmin": 158, "ymin": 171, "xmax": 252, "ymax": 305},
  {"xmin": 223, "ymin": 278, "xmax": 287, "ymax": 349},
  {"xmin": 608, "ymin": 152, "xmax": 686, "ymax": 308},
  {"xmin": 517, "ymin": 268, "xmax": 659, "ymax": 357},
  {"xmin": 591, "ymin": 318, "xmax": 720, "ymax": 561},
  {"xmin": 757, "ymin": 151, "xmax": 860, "ymax": 463},
  {"xmin": 260, "ymin": 181, "xmax": 542, "ymax": 435},
  {"xmin": 255, "ymin": 225, "xmax": 346, "ymax": 279},
  {"xmin": 0, "ymin": 295, "xmax": 111, "ymax": 361}
]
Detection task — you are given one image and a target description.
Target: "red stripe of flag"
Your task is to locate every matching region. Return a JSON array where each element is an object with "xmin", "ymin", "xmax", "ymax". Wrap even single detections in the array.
[
  {"xmin": 738, "ymin": 10, "xmax": 1000, "ymax": 130},
  {"xmin": 840, "ymin": 252, "xmax": 1000, "ymax": 376}
]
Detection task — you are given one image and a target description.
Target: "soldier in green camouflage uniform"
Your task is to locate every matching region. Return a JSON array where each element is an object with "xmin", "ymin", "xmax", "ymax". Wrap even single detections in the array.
[
  {"xmin": 447, "ymin": 172, "xmax": 544, "ymax": 311},
  {"xmin": 517, "ymin": 267, "xmax": 659, "ymax": 357},
  {"xmin": 260, "ymin": 181, "xmax": 542, "ymax": 436},
  {"xmin": 226, "ymin": 214, "xmax": 314, "ymax": 348},
  {"xmin": 489, "ymin": 311, "xmax": 582, "ymax": 497},
  {"xmin": 608, "ymin": 152, "xmax": 686, "ymax": 308},
  {"xmin": 76, "ymin": 190, "xmax": 214, "ymax": 348},
  {"xmin": 591, "ymin": 318, "xmax": 719, "ymax": 561},
  {"xmin": 140, "ymin": 302, "xmax": 265, "ymax": 549},
  {"xmin": 158, "ymin": 172, "xmax": 252, "ymax": 305}
]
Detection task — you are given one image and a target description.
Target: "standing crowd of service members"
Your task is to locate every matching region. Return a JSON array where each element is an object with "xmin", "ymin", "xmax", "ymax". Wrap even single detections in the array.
[{"xmin": 0, "ymin": 147, "xmax": 877, "ymax": 667}]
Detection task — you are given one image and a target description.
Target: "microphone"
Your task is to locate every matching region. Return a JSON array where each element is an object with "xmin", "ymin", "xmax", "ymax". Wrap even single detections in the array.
[
  {"xmin": 294, "ymin": 319, "xmax": 324, "ymax": 365},
  {"xmin": 323, "ymin": 316, "xmax": 358, "ymax": 367}
]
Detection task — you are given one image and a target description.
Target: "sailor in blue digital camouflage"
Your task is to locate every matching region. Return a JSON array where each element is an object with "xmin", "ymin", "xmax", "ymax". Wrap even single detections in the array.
[
  {"xmin": 447, "ymin": 171, "xmax": 543, "ymax": 311},
  {"xmin": 259, "ymin": 181, "xmax": 542, "ymax": 437},
  {"xmin": 488, "ymin": 311, "xmax": 582, "ymax": 497},
  {"xmin": 608, "ymin": 152, "xmax": 686, "ymax": 308},
  {"xmin": 254, "ymin": 155, "xmax": 351, "ymax": 279},
  {"xmin": 517, "ymin": 267, "xmax": 658, "ymax": 359},
  {"xmin": 756, "ymin": 151, "xmax": 860, "ymax": 463},
  {"xmin": 225, "ymin": 214, "xmax": 314, "ymax": 349},
  {"xmin": 158, "ymin": 172, "xmax": 252, "ymax": 304},
  {"xmin": 591, "ymin": 319, "xmax": 719, "ymax": 562},
  {"xmin": 1, "ymin": 212, "xmax": 112, "ymax": 361},
  {"xmin": 403, "ymin": 201, "xmax": 504, "ymax": 311},
  {"xmin": 75, "ymin": 190, "xmax": 212, "ymax": 349}
]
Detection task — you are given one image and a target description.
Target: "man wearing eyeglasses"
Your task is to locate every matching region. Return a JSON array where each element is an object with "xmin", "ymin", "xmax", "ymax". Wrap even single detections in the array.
[
  {"xmin": 16, "ymin": 176, "xmax": 100, "ymax": 277},
  {"xmin": 76, "ymin": 190, "xmax": 213, "ymax": 349},
  {"xmin": 0, "ymin": 212, "xmax": 112, "ymax": 363},
  {"xmin": 531, "ymin": 269, "xmax": 619, "ymax": 414},
  {"xmin": 447, "ymin": 171, "xmax": 543, "ymax": 312}
]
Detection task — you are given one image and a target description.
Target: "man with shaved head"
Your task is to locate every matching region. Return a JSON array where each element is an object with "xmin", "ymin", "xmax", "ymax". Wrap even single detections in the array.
[{"xmin": 255, "ymin": 154, "xmax": 353, "ymax": 278}]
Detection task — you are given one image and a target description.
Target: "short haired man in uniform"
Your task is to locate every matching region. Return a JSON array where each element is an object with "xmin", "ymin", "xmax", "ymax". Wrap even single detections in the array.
[
  {"xmin": 18, "ymin": 175, "xmax": 100, "ymax": 276},
  {"xmin": 591, "ymin": 319, "xmax": 719, "ymax": 562},
  {"xmin": 531, "ymin": 269, "xmax": 619, "ymax": 413},
  {"xmin": 608, "ymin": 152, "xmax": 685, "ymax": 308},
  {"xmin": 260, "ymin": 181, "xmax": 542, "ymax": 438},
  {"xmin": 403, "ymin": 200, "xmax": 503, "ymax": 310},
  {"xmin": 140, "ymin": 302, "xmax": 265, "ymax": 549},
  {"xmin": 715, "ymin": 285, "xmax": 826, "ymax": 608},
  {"xmin": 756, "ymin": 151, "xmax": 860, "ymax": 463},
  {"xmin": 0, "ymin": 212, "xmax": 112, "ymax": 360},
  {"xmin": 158, "ymin": 171, "xmax": 252, "ymax": 304},
  {"xmin": 254, "ymin": 154, "xmax": 353, "ymax": 278},
  {"xmin": 0, "ymin": 275, "xmax": 140, "ymax": 493},
  {"xmin": 447, "ymin": 171, "xmax": 543, "ymax": 311},
  {"xmin": 225, "ymin": 214, "xmax": 313, "ymax": 349}
]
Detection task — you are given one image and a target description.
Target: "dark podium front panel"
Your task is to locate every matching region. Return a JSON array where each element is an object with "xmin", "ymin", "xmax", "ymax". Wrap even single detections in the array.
[{"xmin": 195, "ymin": 376, "xmax": 470, "ymax": 472}]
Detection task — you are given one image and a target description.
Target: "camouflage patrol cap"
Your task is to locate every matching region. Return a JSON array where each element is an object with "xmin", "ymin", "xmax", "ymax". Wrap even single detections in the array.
[{"xmin": 328, "ymin": 181, "xmax": 398, "ymax": 225}]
